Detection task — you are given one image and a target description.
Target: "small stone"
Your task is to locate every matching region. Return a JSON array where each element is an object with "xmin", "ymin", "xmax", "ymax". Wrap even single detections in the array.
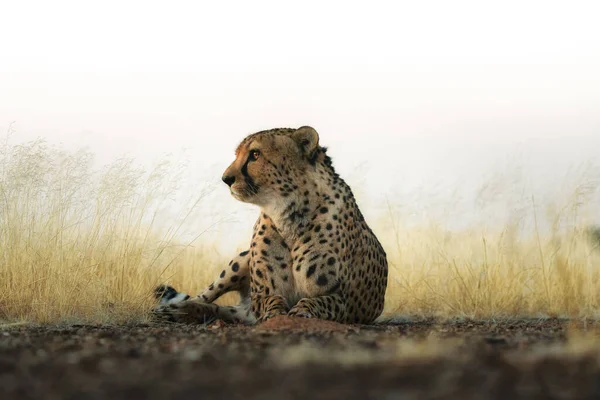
[{"xmin": 183, "ymin": 349, "xmax": 202, "ymax": 361}]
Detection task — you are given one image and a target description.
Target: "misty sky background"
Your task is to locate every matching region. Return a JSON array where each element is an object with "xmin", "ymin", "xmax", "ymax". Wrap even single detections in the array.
[{"xmin": 1, "ymin": 1, "xmax": 599, "ymax": 252}]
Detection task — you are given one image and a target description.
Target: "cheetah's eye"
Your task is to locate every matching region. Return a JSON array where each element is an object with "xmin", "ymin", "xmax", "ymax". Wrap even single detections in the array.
[{"xmin": 249, "ymin": 150, "xmax": 261, "ymax": 161}]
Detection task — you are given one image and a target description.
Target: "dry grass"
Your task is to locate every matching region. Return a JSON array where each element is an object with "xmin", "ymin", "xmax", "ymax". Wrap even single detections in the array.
[
  {"xmin": 379, "ymin": 213, "xmax": 600, "ymax": 319},
  {"xmin": 1, "ymin": 136, "xmax": 599, "ymax": 323},
  {"xmin": 0, "ymin": 137, "xmax": 237, "ymax": 323}
]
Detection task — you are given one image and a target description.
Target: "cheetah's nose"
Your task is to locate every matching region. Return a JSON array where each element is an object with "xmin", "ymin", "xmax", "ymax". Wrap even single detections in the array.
[{"xmin": 222, "ymin": 175, "xmax": 236, "ymax": 187}]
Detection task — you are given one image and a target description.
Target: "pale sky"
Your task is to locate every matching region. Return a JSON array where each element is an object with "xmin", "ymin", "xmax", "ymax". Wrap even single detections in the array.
[{"xmin": 1, "ymin": 0, "xmax": 599, "ymax": 249}]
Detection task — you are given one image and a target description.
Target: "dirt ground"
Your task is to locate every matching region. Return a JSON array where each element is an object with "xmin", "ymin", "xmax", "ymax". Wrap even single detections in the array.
[{"xmin": 2, "ymin": 316, "xmax": 600, "ymax": 400}]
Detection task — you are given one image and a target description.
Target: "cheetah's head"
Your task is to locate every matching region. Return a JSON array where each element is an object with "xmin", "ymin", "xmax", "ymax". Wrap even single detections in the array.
[{"xmin": 221, "ymin": 126, "xmax": 321, "ymax": 206}]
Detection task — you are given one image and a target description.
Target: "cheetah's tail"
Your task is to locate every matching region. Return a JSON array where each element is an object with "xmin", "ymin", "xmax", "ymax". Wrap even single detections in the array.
[{"xmin": 154, "ymin": 284, "xmax": 190, "ymax": 306}]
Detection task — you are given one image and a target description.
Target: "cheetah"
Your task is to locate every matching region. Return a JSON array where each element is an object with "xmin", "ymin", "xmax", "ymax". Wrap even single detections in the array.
[{"xmin": 154, "ymin": 126, "xmax": 388, "ymax": 324}]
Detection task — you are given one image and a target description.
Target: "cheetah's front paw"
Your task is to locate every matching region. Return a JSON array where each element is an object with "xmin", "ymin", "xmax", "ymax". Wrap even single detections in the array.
[{"xmin": 287, "ymin": 306, "xmax": 313, "ymax": 319}]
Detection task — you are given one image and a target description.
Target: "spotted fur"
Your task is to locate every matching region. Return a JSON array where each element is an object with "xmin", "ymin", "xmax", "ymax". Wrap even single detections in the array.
[{"xmin": 154, "ymin": 126, "xmax": 388, "ymax": 324}]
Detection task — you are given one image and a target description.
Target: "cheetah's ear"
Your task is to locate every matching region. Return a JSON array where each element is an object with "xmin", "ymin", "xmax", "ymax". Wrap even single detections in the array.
[{"xmin": 292, "ymin": 126, "xmax": 319, "ymax": 156}]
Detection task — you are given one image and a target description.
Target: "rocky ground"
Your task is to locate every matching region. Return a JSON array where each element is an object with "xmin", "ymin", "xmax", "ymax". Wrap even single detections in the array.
[{"xmin": 2, "ymin": 316, "xmax": 600, "ymax": 399}]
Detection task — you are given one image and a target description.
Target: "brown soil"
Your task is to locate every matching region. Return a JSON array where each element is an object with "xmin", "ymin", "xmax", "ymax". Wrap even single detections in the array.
[{"xmin": 2, "ymin": 316, "xmax": 600, "ymax": 399}]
